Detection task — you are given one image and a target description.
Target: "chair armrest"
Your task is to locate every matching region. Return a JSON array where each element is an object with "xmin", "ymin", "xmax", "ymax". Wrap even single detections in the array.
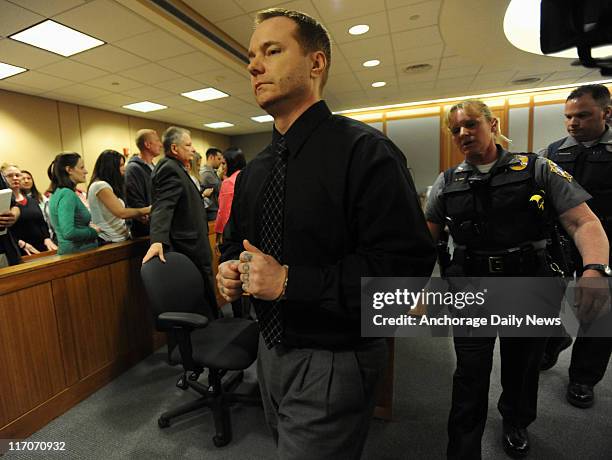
[{"xmin": 158, "ymin": 312, "xmax": 209, "ymax": 329}]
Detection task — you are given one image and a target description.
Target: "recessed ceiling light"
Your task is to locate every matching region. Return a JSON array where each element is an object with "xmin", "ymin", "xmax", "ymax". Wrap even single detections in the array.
[
  {"xmin": 9, "ymin": 20, "xmax": 104, "ymax": 57},
  {"xmin": 251, "ymin": 115, "xmax": 274, "ymax": 123},
  {"xmin": 205, "ymin": 122, "xmax": 234, "ymax": 129},
  {"xmin": 363, "ymin": 59, "xmax": 380, "ymax": 68},
  {"xmin": 122, "ymin": 101, "xmax": 167, "ymax": 113},
  {"xmin": 0, "ymin": 62, "xmax": 27, "ymax": 80},
  {"xmin": 181, "ymin": 87, "xmax": 229, "ymax": 102},
  {"xmin": 348, "ymin": 24, "xmax": 369, "ymax": 36},
  {"xmin": 504, "ymin": 0, "xmax": 612, "ymax": 58},
  {"xmin": 371, "ymin": 81, "xmax": 386, "ymax": 88}
]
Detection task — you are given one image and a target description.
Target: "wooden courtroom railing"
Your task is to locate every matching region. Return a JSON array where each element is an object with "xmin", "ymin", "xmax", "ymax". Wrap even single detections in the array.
[{"xmin": 0, "ymin": 239, "xmax": 159, "ymax": 439}]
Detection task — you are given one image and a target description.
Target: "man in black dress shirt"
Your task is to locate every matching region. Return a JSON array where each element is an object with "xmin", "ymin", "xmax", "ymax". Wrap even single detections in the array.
[{"xmin": 216, "ymin": 8, "xmax": 435, "ymax": 459}]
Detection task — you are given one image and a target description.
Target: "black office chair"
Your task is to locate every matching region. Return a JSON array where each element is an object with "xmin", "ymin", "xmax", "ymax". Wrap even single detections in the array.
[{"xmin": 140, "ymin": 251, "xmax": 261, "ymax": 447}]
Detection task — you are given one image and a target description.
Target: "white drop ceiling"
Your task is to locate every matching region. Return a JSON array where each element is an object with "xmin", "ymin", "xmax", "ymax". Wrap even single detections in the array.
[{"xmin": 0, "ymin": 0, "xmax": 607, "ymax": 136}]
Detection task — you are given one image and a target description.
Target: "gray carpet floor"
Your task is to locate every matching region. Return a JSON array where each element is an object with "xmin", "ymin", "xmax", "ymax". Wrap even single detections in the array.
[{"xmin": 5, "ymin": 337, "xmax": 611, "ymax": 459}]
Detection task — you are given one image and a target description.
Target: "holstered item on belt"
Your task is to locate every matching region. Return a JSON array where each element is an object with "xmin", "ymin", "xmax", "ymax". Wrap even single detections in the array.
[{"xmin": 453, "ymin": 245, "xmax": 540, "ymax": 276}]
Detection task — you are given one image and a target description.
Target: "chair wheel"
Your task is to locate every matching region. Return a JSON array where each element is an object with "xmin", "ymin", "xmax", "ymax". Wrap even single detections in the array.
[
  {"xmin": 176, "ymin": 376, "xmax": 188, "ymax": 390},
  {"xmin": 158, "ymin": 417, "xmax": 170, "ymax": 428},
  {"xmin": 213, "ymin": 435, "xmax": 229, "ymax": 447}
]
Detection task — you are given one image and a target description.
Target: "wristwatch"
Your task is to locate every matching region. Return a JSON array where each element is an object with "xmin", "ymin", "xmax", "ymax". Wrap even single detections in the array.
[{"xmin": 582, "ymin": 264, "xmax": 612, "ymax": 277}]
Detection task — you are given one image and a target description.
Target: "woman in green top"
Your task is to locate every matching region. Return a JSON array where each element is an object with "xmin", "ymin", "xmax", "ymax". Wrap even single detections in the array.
[{"xmin": 48, "ymin": 153, "xmax": 100, "ymax": 255}]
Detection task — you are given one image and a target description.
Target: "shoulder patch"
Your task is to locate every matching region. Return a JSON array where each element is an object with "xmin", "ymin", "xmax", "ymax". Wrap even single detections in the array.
[
  {"xmin": 509, "ymin": 155, "xmax": 529, "ymax": 171},
  {"xmin": 547, "ymin": 159, "xmax": 573, "ymax": 182}
]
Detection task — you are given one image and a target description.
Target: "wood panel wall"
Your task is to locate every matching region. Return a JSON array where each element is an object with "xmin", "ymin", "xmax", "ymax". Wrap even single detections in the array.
[{"xmin": 0, "ymin": 240, "xmax": 158, "ymax": 439}]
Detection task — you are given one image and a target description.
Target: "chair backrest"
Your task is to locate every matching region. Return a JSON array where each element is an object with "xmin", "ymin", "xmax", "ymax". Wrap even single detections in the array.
[{"xmin": 140, "ymin": 252, "xmax": 211, "ymax": 320}]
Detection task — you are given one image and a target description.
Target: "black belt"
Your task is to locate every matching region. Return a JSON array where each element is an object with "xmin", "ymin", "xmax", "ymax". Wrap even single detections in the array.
[{"xmin": 455, "ymin": 245, "xmax": 541, "ymax": 276}]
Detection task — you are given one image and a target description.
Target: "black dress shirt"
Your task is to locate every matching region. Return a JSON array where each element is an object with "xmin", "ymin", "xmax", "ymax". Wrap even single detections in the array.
[
  {"xmin": 221, "ymin": 100, "xmax": 436, "ymax": 348},
  {"xmin": 0, "ymin": 174, "xmax": 21, "ymax": 264}
]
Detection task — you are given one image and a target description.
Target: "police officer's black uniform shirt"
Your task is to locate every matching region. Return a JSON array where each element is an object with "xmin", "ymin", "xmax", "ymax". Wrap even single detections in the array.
[
  {"xmin": 426, "ymin": 146, "xmax": 591, "ymax": 226},
  {"xmin": 221, "ymin": 100, "xmax": 436, "ymax": 349}
]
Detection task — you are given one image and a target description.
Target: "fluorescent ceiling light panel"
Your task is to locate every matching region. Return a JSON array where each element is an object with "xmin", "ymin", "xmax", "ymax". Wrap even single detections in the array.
[
  {"xmin": 251, "ymin": 115, "xmax": 274, "ymax": 123},
  {"xmin": 122, "ymin": 101, "xmax": 167, "ymax": 113},
  {"xmin": 504, "ymin": 0, "xmax": 612, "ymax": 58},
  {"xmin": 9, "ymin": 20, "xmax": 104, "ymax": 57},
  {"xmin": 363, "ymin": 59, "xmax": 380, "ymax": 67},
  {"xmin": 181, "ymin": 87, "xmax": 229, "ymax": 102},
  {"xmin": 371, "ymin": 81, "xmax": 386, "ymax": 88},
  {"xmin": 0, "ymin": 62, "xmax": 27, "ymax": 79},
  {"xmin": 348, "ymin": 24, "xmax": 369, "ymax": 35},
  {"xmin": 205, "ymin": 122, "xmax": 234, "ymax": 129}
]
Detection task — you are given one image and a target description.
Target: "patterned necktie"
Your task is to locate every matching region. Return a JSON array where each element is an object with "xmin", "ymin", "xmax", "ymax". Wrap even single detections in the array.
[{"xmin": 256, "ymin": 137, "xmax": 288, "ymax": 348}]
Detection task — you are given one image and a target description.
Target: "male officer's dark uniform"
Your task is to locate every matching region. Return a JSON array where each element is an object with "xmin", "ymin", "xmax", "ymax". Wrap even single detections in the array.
[
  {"xmin": 541, "ymin": 127, "xmax": 612, "ymax": 406},
  {"xmin": 427, "ymin": 145, "xmax": 590, "ymax": 459}
]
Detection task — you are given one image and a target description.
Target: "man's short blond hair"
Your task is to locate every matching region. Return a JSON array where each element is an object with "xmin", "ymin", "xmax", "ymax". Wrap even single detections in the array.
[{"xmin": 135, "ymin": 129, "xmax": 157, "ymax": 152}]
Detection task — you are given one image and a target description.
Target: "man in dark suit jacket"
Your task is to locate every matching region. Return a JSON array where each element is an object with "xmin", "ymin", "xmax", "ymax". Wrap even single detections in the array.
[{"xmin": 142, "ymin": 126, "xmax": 216, "ymax": 308}]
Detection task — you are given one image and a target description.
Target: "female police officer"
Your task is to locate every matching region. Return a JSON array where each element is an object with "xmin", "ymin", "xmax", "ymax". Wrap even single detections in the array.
[{"xmin": 425, "ymin": 99, "xmax": 609, "ymax": 459}]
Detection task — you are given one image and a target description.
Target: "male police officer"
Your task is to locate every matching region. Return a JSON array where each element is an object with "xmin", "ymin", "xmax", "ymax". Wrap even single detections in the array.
[
  {"xmin": 540, "ymin": 84, "xmax": 612, "ymax": 409},
  {"xmin": 427, "ymin": 99, "xmax": 609, "ymax": 459}
]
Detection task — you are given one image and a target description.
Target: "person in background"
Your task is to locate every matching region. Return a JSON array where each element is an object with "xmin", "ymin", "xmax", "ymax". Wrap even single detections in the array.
[
  {"xmin": 87, "ymin": 150, "xmax": 151, "ymax": 244},
  {"xmin": 3, "ymin": 164, "xmax": 55, "ymax": 254},
  {"xmin": 215, "ymin": 146, "xmax": 246, "ymax": 317},
  {"xmin": 199, "ymin": 147, "xmax": 223, "ymax": 221},
  {"xmin": 539, "ymin": 84, "xmax": 612, "ymax": 409},
  {"xmin": 143, "ymin": 126, "xmax": 217, "ymax": 309},
  {"xmin": 125, "ymin": 129, "xmax": 162, "ymax": 237},
  {"xmin": 48, "ymin": 153, "xmax": 100, "ymax": 255},
  {"xmin": 189, "ymin": 151, "xmax": 215, "ymax": 208},
  {"xmin": 21, "ymin": 169, "xmax": 55, "ymax": 243},
  {"xmin": 0, "ymin": 166, "xmax": 21, "ymax": 267}
]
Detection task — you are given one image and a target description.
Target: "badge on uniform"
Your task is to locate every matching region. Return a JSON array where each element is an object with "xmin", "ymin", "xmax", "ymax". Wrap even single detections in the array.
[
  {"xmin": 509, "ymin": 155, "xmax": 529, "ymax": 171},
  {"xmin": 546, "ymin": 159, "xmax": 573, "ymax": 182}
]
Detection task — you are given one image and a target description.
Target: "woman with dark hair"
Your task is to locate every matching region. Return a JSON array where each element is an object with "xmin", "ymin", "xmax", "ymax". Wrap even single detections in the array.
[
  {"xmin": 87, "ymin": 150, "xmax": 151, "ymax": 243},
  {"xmin": 2, "ymin": 165, "xmax": 56, "ymax": 254},
  {"xmin": 215, "ymin": 147, "xmax": 246, "ymax": 317},
  {"xmin": 48, "ymin": 152, "xmax": 100, "ymax": 255}
]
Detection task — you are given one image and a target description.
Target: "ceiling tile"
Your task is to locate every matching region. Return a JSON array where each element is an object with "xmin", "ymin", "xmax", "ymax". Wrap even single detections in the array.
[
  {"xmin": 394, "ymin": 43, "xmax": 443, "ymax": 66},
  {"xmin": 346, "ymin": 53, "xmax": 394, "ymax": 73},
  {"xmin": 90, "ymin": 93, "xmax": 138, "ymax": 107},
  {"xmin": 386, "ymin": 0, "xmax": 438, "ymax": 9},
  {"xmin": 7, "ymin": 70, "xmax": 73, "ymax": 91},
  {"xmin": 154, "ymin": 77, "xmax": 206, "ymax": 94},
  {"xmin": 0, "ymin": 79, "xmax": 47, "ymax": 95},
  {"xmin": 114, "ymin": 30, "xmax": 194, "ymax": 61},
  {"xmin": 440, "ymin": 55, "xmax": 479, "ymax": 70},
  {"xmin": 324, "ymin": 11, "xmax": 389, "ymax": 45},
  {"xmin": 154, "ymin": 95, "xmax": 202, "ymax": 108},
  {"xmin": 71, "ymin": 45, "xmax": 148, "ymax": 72},
  {"xmin": 388, "ymin": 1, "xmax": 441, "ymax": 33},
  {"xmin": 193, "ymin": 69, "xmax": 251, "ymax": 95},
  {"xmin": 234, "ymin": 0, "xmax": 286, "ymax": 13},
  {"xmin": 328, "ymin": 50, "xmax": 352, "ymax": 76},
  {"xmin": 391, "ymin": 26, "xmax": 442, "ymax": 52},
  {"xmin": 339, "ymin": 35, "xmax": 393, "ymax": 60},
  {"xmin": 354, "ymin": 65, "xmax": 397, "ymax": 86},
  {"xmin": 216, "ymin": 15, "xmax": 257, "ymax": 49},
  {"xmin": 37, "ymin": 60, "xmax": 108, "ymax": 82},
  {"xmin": 0, "ymin": 0, "xmax": 44, "ymax": 37},
  {"xmin": 0, "ymin": 38, "xmax": 63, "ymax": 69},
  {"xmin": 11, "ymin": 0, "xmax": 86, "ymax": 17},
  {"xmin": 544, "ymin": 69, "xmax": 591, "ymax": 81},
  {"xmin": 205, "ymin": 97, "xmax": 261, "ymax": 115},
  {"xmin": 325, "ymin": 73, "xmax": 364, "ymax": 93},
  {"xmin": 122, "ymin": 86, "xmax": 174, "ymax": 100},
  {"xmin": 183, "ymin": 0, "xmax": 245, "ymax": 22},
  {"xmin": 312, "ymin": 0, "xmax": 384, "ymax": 23},
  {"xmin": 436, "ymin": 76, "xmax": 474, "ymax": 90},
  {"xmin": 471, "ymin": 70, "xmax": 516, "ymax": 86},
  {"xmin": 158, "ymin": 51, "xmax": 227, "ymax": 76},
  {"xmin": 54, "ymin": 0, "xmax": 156, "ymax": 43},
  {"xmin": 437, "ymin": 66, "xmax": 479, "ymax": 80},
  {"xmin": 121, "ymin": 63, "xmax": 181, "ymax": 85},
  {"xmin": 44, "ymin": 83, "xmax": 112, "ymax": 100},
  {"xmin": 86, "ymin": 74, "xmax": 143, "ymax": 93}
]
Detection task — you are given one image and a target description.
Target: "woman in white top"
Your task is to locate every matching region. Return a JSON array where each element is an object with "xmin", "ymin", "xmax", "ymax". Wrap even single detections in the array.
[{"xmin": 87, "ymin": 150, "xmax": 150, "ymax": 243}]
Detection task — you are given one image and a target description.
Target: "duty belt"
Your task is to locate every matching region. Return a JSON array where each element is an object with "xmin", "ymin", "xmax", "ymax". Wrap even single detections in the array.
[{"xmin": 455, "ymin": 244, "xmax": 542, "ymax": 276}]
